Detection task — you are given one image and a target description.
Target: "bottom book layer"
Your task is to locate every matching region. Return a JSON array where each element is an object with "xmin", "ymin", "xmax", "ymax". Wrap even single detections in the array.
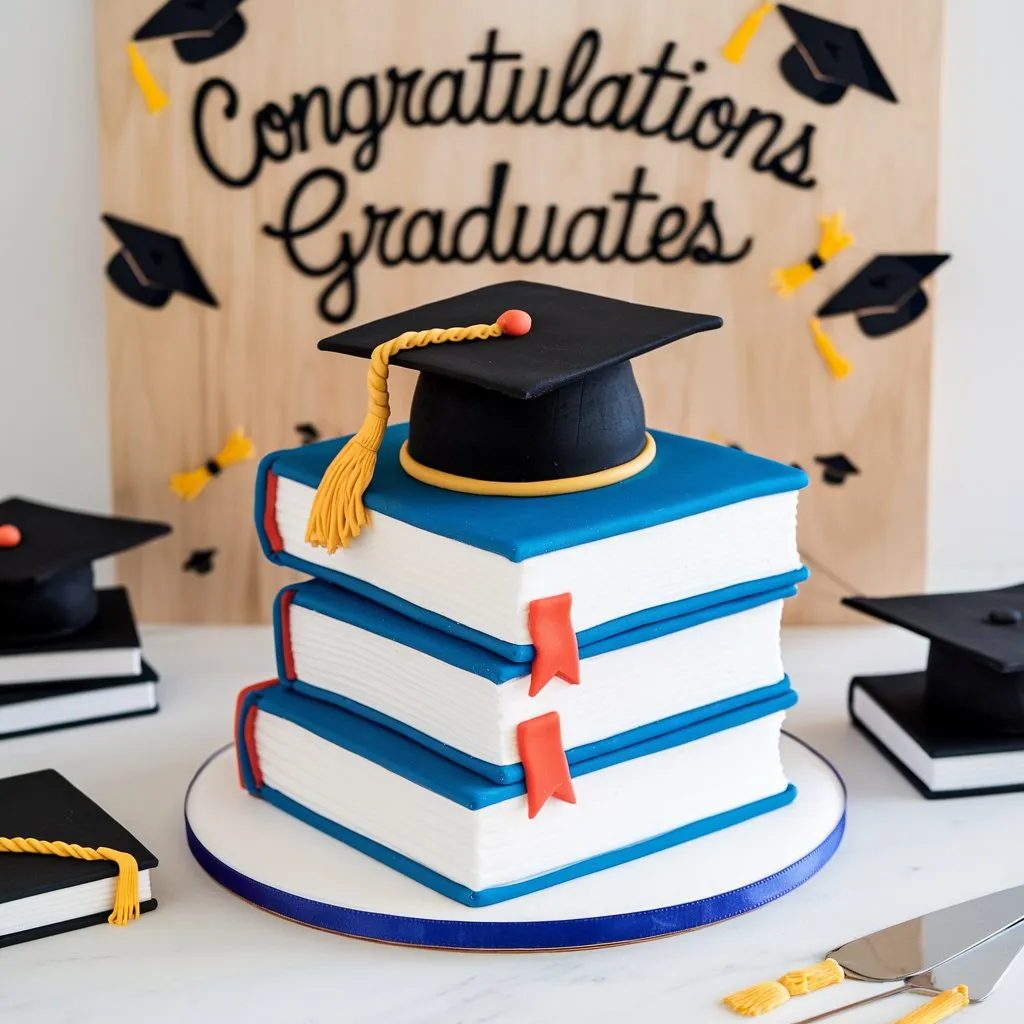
[
  {"xmin": 0, "ymin": 662, "xmax": 159, "ymax": 739},
  {"xmin": 237, "ymin": 681, "xmax": 797, "ymax": 906},
  {"xmin": 850, "ymin": 673, "xmax": 1024, "ymax": 798}
]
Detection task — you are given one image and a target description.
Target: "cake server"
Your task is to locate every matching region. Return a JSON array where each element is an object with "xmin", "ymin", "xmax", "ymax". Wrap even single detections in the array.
[
  {"xmin": 793, "ymin": 917, "xmax": 1024, "ymax": 1024},
  {"xmin": 828, "ymin": 882, "xmax": 1024, "ymax": 981}
]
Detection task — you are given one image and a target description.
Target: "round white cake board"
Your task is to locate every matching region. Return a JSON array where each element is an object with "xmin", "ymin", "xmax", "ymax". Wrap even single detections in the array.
[{"xmin": 185, "ymin": 733, "xmax": 845, "ymax": 951}]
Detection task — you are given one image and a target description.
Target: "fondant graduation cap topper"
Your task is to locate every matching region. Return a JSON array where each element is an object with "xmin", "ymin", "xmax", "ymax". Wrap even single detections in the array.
[
  {"xmin": 308, "ymin": 281, "xmax": 722, "ymax": 552},
  {"xmin": 102, "ymin": 215, "xmax": 218, "ymax": 310},
  {"xmin": 844, "ymin": 585, "xmax": 1024, "ymax": 736},
  {"xmin": 817, "ymin": 254, "xmax": 950, "ymax": 338},
  {"xmin": 723, "ymin": 4, "xmax": 897, "ymax": 106},
  {"xmin": 0, "ymin": 498, "xmax": 170, "ymax": 646}
]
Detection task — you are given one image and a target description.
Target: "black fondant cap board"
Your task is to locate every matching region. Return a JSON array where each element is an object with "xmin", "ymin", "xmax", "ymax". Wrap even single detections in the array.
[
  {"xmin": 0, "ymin": 499, "xmax": 170, "ymax": 646},
  {"xmin": 319, "ymin": 281, "xmax": 722, "ymax": 400},
  {"xmin": 777, "ymin": 5, "xmax": 897, "ymax": 105},
  {"xmin": 844, "ymin": 586, "xmax": 1024, "ymax": 673},
  {"xmin": 817, "ymin": 254, "xmax": 950, "ymax": 337},
  {"xmin": 134, "ymin": 0, "xmax": 246, "ymax": 63},
  {"xmin": 102, "ymin": 215, "xmax": 218, "ymax": 309},
  {"xmin": 318, "ymin": 280, "xmax": 722, "ymax": 484}
]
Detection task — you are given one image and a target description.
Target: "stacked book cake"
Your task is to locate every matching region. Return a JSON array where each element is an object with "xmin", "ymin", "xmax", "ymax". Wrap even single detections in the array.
[{"xmin": 235, "ymin": 281, "xmax": 809, "ymax": 907}]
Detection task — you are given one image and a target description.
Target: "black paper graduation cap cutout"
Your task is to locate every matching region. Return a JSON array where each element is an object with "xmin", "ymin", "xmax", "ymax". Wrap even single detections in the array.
[
  {"xmin": 0, "ymin": 498, "xmax": 170, "ymax": 647},
  {"xmin": 723, "ymin": 4, "xmax": 896, "ymax": 106},
  {"xmin": 183, "ymin": 548, "xmax": 217, "ymax": 574},
  {"xmin": 295, "ymin": 423, "xmax": 321, "ymax": 446},
  {"xmin": 815, "ymin": 453, "xmax": 859, "ymax": 485},
  {"xmin": 845, "ymin": 585, "xmax": 1024, "ymax": 735},
  {"xmin": 102, "ymin": 215, "xmax": 218, "ymax": 311},
  {"xmin": 817, "ymin": 254, "xmax": 950, "ymax": 338},
  {"xmin": 308, "ymin": 280, "xmax": 722, "ymax": 552},
  {"xmin": 134, "ymin": 0, "xmax": 247, "ymax": 64}
]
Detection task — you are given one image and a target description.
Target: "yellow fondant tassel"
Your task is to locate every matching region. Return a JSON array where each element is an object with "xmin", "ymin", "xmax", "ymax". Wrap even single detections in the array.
[
  {"xmin": 724, "ymin": 958, "xmax": 844, "ymax": 1017},
  {"xmin": 772, "ymin": 212, "xmax": 855, "ymax": 297},
  {"xmin": 893, "ymin": 986, "xmax": 969, "ymax": 1024},
  {"xmin": 722, "ymin": 2, "xmax": 776, "ymax": 64},
  {"xmin": 306, "ymin": 310, "xmax": 534, "ymax": 553},
  {"xmin": 809, "ymin": 318, "xmax": 853, "ymax": 380},
  {"xmin": 0, "ymin": 837, "xmax": 141, "ymax": 926},
  {"xmin": 127, "ymin": 42, "xmax": 169, "ymax": 115},
  {"xmin": 170, "ymin": 428, "xmax": 255, "ymax": 501}
]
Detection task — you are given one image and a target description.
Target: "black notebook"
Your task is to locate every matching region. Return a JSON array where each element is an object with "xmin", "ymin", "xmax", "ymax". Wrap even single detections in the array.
[
  {"xmin": 849, "ymin": 673, "xmax": 1024, "ymax": 798},
  {"xmin": 0, "ymin": 588, "xmax": 142, "ymax": 686},
  {"xmin": 0, "ymin": 661, "xmax": 159, "ymax": 739},
  {"xmin": 0, "ymin": 770, "xmax": 158, "ymax": 947}
]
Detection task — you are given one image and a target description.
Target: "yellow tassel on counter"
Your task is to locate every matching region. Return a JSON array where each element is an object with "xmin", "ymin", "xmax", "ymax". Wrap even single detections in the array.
[
  {"xmin": 893, "ymin": 986, "xmax": 969, "ymax": 1024},
  {"xmin": 772, "ymin": 212, "xmax": 855, "ymax": 297},
  {"xmin": 127, "ymin": 42, "xmax": 169, "ymax": 115},
  {"xmin": 0, "ymin": 837, "xmax": 140, "ymax": 926},
  {"xmin": 305, "ymin": 309, "xmax": 532, "ymax": 553},
  {"xmin": 170, "ymin": 428, "xmax": 255, "ymax": 501},
  {"xmin": 809, "ymin": 318, "xmax": 853, "ymax": 380},
  {"xmin": 724, "ymin": 958, "xmax": 844, "ymax": 1016},
  {"xmin": 722, "ymin": 2, "xmax": 776, "ymax": 64}
]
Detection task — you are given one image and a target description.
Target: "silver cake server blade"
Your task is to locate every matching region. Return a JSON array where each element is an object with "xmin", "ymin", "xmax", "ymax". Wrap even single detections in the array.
[
  {"xmin": 794, "ymin": 919, "xmax": 1024, "ymax": 1024},
  {"xmin": 829, "ymin": 883, "xmax": 1024, "ymax": 982}
]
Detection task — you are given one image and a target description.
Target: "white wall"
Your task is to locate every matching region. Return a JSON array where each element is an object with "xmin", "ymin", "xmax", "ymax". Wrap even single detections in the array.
[{"xmin": 0, "ymin": 2, "xmax": 1019, "ymax": 595}]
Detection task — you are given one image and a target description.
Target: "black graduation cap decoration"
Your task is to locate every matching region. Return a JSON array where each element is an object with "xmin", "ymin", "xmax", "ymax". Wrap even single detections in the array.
[
  {"xmin": 102, "ymin": 215, "xmax": 218, "ymax": 311},
  {"xmin": 183, "ymin": 548, "xmax": 217, "ymax": 575},
  {"xmin": 309, "ymin": 280, "xmax": 722, "ymax": 552},
  {"xmin": 817, "ymin": 254, "xmax": 950, "ymax": 338},
  {"xmin": 815, "ymin": 453, "xmax": 859, "ymax": 486},
  {"xmin": 845, "ymin": 585, "xmax": 1024, "ymax": 737},
  {"xmin": 0, "ymin": 498, "xmax": 170, "ymax": 647},
  {"xmin": 295, "ymin": 423, "xmax": 321, "ymax": 446},
  {"xmin": 723, "ymin": 3, "xmax": 897, "ymax": 106},
  {"xmin": 128, "ymin": 1, "xmax": 247, "ymax": 113}
]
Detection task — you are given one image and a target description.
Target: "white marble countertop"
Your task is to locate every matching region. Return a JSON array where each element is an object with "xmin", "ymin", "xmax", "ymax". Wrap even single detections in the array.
[{"xmin": 1, "ymin": 624, "xmax": 1021, "ymax": 1024}]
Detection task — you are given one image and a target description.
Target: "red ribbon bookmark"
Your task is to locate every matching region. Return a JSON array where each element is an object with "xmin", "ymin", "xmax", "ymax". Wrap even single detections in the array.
[
  {"xmin": 517, "ymin": 712, "xmax": 576, "ymax": 819},
  {"xmin": 528, "ymin": 593, "xmax": 580, "ymax": 697}
]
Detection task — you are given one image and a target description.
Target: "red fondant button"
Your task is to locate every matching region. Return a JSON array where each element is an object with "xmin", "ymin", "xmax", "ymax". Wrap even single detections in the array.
[{"xmin": 0, "ymin": 524, "xmax": 22, "ymax": 548}]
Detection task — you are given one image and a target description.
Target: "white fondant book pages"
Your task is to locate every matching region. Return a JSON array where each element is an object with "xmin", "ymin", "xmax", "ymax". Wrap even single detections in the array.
[
  {"xmin": 286, "ymin": 590, "xmax": 787, "ymax": 777},
  {"xmin": 251, "ymin": 706, "xmax": 791, "ymax": 894}
]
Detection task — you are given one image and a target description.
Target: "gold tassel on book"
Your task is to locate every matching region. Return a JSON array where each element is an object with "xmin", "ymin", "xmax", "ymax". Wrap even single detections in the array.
[
  {"xmin": 893, "ymin": 986, "xmax": 969, "ymax": 1024},
  {"xmin": 809, "ymin": 318, "xmax": 853, "ymax": 380},
  {"xmin": 724, "ymin": 958, "xmax": 844, "ymax": 1016},
  {"xmin": 772, "ymin": 212, "xmax": 855, "ymax": 297},
  {"xmin": 127, "ymin": 42, "xmax": 169, "ymax": 115},
  {"xmin": 0, "ymin": 837, "xmax": 141, "ymax": 926},
  {"xmin": 722, "ymin": 2, "xmax": 776, "ymax": 64},
  {"xmin": 305, "ymin": 308, "xmax": 532, "ymax": 553},
  {"xmin": 170, "ymin": 428, "xmax": 256, "ymax": 501}
]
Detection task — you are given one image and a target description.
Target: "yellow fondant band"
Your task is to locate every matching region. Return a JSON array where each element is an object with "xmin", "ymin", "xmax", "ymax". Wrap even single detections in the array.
[{"xmin": 399, "ymin": 432, "xmax": 657, "ymax": 497}]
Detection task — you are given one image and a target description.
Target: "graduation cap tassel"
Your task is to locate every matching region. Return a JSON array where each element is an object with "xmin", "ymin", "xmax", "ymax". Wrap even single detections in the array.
[
  {"xmin": 0, "ymin": 836, "xmax": 141, "ymax": 926},
  {"xmin": 893, "ymin": 986, "xmax": 969, "ymax": 1024},
  {"xmin": 170, "ymin": 428, "xmax": 255, "ymax": 501},
  {"xmin": 306, "ymin": 309, "xmax": 532, "ymax": 553},
  {"xmin": 722, "ymin": 1, "xmax": 776, "ymax": 64},
  {"xmin": 809, "ymin": 318, "xmax": 853, "ymax": 380},
  {"xmin": 127, "ymin": 42, "xmax": 169, "ymax": 115},
  {"xmin": 723, "ymin": 958, "xmax": 844, "ymax": 1016},
  {"xmin": 772, "ymin": 213, "xmax": 855, "ymax": 298}
]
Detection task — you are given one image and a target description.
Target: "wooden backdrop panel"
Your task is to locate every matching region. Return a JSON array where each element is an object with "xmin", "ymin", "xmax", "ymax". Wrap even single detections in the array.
[{"xmin": 95, "ymin": 0, "xmax": 943, "ymax": 624}]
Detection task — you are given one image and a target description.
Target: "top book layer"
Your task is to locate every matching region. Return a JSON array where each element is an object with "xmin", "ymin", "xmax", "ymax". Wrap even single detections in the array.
[{"xmin": 256, "ymin": 425, "xmax": 807, "ymax": 662}]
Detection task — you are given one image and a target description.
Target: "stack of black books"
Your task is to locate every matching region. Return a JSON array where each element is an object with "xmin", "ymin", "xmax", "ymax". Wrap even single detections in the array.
[{"xmin": 0, "ymin": 498, "xmax": 169, "ymax": 739}]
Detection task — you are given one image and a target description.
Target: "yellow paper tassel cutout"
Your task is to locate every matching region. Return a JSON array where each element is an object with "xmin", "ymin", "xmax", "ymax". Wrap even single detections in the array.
[
  {"xmin": 127, "ymin": 43, "xmax": 169, "ymax": 115},
  {"xmin": 170, "ymin": 428, "xmax": 255, "ymax": 501},
  {"xmin": 772, "ymin": 212, "xmax": 855, "ymax": 297},
  {"xmin": 722, "ymin": 2, "xmax": 776, "ymax": 64},
  {"xmin": 809, "ymin": 318, "xmax": 853, "ymax": 380},
  {"xmin": 724, "ymin": 958, "xmax": 844, "ymax": 1016},
  {"xmin": 0, "ymin": 837, "xmax": 140, "ymax": 926},
  {"xmin": 305, "ymin": 309, "xmax": 532, "ymax": 553},
  {"xmin": 893, "ymin": 985, "xmax": 969, "ymax": 1024}
]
